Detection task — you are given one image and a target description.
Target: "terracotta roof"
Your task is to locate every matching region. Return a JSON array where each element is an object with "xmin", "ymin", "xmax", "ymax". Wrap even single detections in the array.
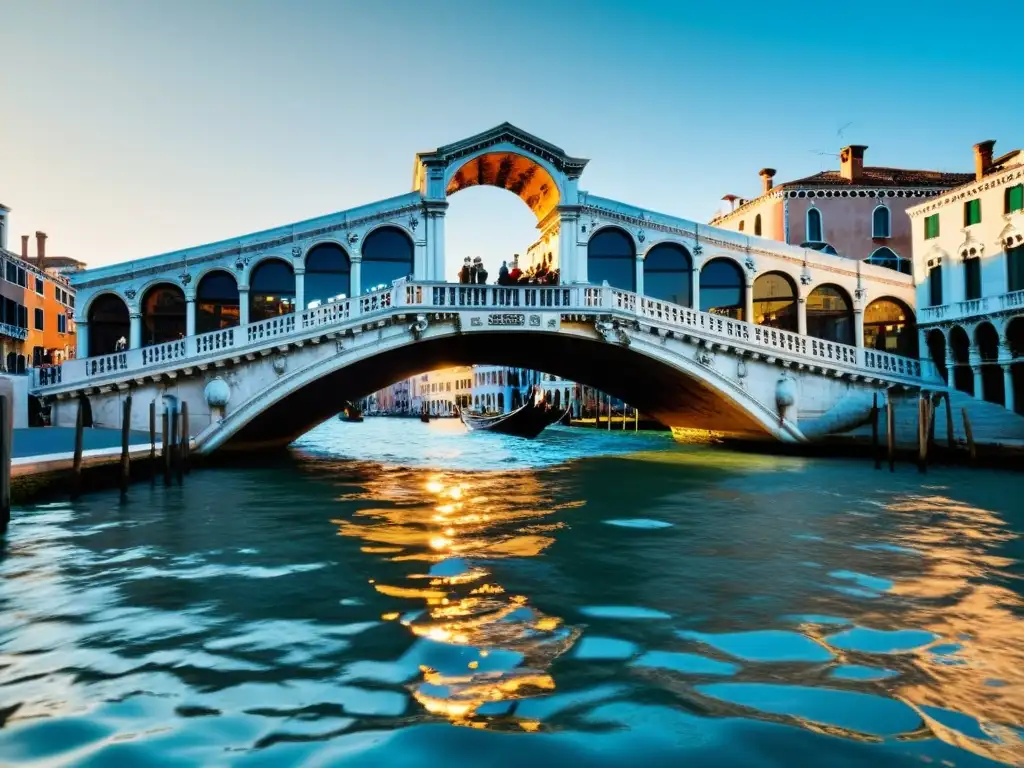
[{"xmin": 779, "ymin": 167, "xmax": 974, "ymax": 189}]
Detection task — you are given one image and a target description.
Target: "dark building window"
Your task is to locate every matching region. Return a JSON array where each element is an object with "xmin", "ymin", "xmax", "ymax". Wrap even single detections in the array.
[
  {"xmin": 33, "ymin": 307, "xmax": 44, "ymax": 331},
  {"xmin": 87, "ymin": 293, "xmax": 129, "ymax": 355},
  {"xmin": 1008, "ymin": 246, "xmax": 1024, "ymax": 293},
  {"xmin": 361, "ymin": 227, "xmax": 414, "ymax": 293},
  {"xmin": 35, "ymin": 276, "xmax": 44, "ymax": 295},
  {"xmin": 643, "ymin": 243, "xmax": 691, "ymax": 306},
  {"xmin": 964, "ymin": 258, "xmax": 981, "ymax": 300},
  {"xmin": 196, "ymin": 270, "xmax": 240, "ymax": 333},
  {"xmin": 872, "ymin": 206, "xmax": 891, "ymax": 238},
  {"xmin": 249, "ymin": 260, "xmax": 295, "ymax": 322},
  {"xmin": 807, "ymin": 208, "xmax": 823, "ymax": 242},
  {"xmin": 866, "ymin": 247, "xmax": 911, "ymax": 275},
  {"xmin": 754, "ymin": 214, "xmax": 762, "ymax": 236},
  {"xmin": 928, "ymin": 264, "xmax": 943, "ymax": 306},
  {"xmin": 141, "ymin": 283, "xmax": 186, "ymax": 346},
  {"xmin": 305, "ymin": 243, "xmax": 351, "ymax": 306},
  {"xmin": 587, "ymin": 227, "xmax": 636, "ymax": 291},
  {"xmin": 700, "ymin": 258, "xmax": 744, "ymax": 320}
]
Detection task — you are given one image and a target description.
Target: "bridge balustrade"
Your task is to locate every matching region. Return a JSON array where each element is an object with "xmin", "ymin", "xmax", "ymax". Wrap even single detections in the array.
[{"xmin": 35, "ymin": 280, "xmax": 926, "ymax": 390}]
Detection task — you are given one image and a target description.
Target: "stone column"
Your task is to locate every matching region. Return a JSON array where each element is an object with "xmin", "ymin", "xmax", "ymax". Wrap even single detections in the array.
[
  {"xmin": 557, "ymin": 206, "xmax": 580, "ymax": 284},
  {"xmin": 744, "ymin": 281, "xmax": 754, "ymax": 324},
  {"xmin": 434, "ymin": 212, "xmax": 446, "ymax": 281},
  {"xmin": 945, "ymin": 350, "xmax": 956, "ymax": 387},
  {"xmin": 75, "ymin": 320, "xmax": 89, "ymax": 358},
  {"xmin": 691, "ymin": 267, "xmax": 701, "ymax": 310},
  {"xmin": 350, "ymin": 254, "xmax": 362, "ymax": 297},
  {"xmin": 239, "ymin": 287, "xmax": 250, "ymax": 326},
  {"xmin": 294, "ymin": 268, "xmax": 305, "ymax": 312},
  {"xmin": 635, "ymin": 256, "xmax": 644, "ymax": 296},
  {"xmin": 129, "ymin": 312, "xmax": 142, "ymax": 349},
  {"xmin": 854, "ymin": 309, "xmax": 865, "ymax": 348},
  {"xmin": 185, "ymin": 296, "xmax": 196, "ymax": 337},
  {"xmin": 970, "ymin": 352, "xmax": 984, "ymax": 400},
  {"xmin": 797, "ymin": 297, "xmax": 808, "ymax": 336}
]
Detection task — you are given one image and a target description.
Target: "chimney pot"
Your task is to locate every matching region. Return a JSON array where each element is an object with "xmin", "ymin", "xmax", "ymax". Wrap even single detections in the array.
[
  {"xmin": 21, "ymin": 235, "xmax": 29, "ymax": 261},
  {"xmin": 35, "ymin": 231, "xmax": 47, "ymax": 271},
  {"xmin": 758, "ymin": 168, "xmax": 777, "ymax": 195},
  {"xmin": 839, "ymin": 145, "xmax": 867, "ymax": 182},
  {"xmin": 973, "ymin": 140, "xmax": 995, "ymax": 181}
]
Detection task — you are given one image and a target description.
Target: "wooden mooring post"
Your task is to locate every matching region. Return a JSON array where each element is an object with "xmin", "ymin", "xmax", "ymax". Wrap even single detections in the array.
[
  {"xmin": 871, "ymin": 392, "xmax": 880, "ymax": 470},
  {"xmin": 0, "ymin": 392, "xmax": 11, "ymax": 538},
  {"xmin": 962, "ymin": 408, "xmax": 977, "ymax": 462},
  {"xmin": 917, "ymin": 395, "xmax": 928, "ymax": 474},
  {"xmin": 120, "ymin": 395, "xmax": 132, "ymax": 496},
  {"xmin": 886, "ymin": 394, "xmax": 896, "ymax": 472},
  {"xmin": 72, "ymin": 400, "xmax": 85, "ymax": 499},
  {"xmin": 149, "ymin": 401, "xmax": 156, "ymax": 483},
  {"xmin": 162, "ymin": 411, "xmax": 171, "ymax": 486},
  {"xmin": 180, "ymin": 401, "xmax": 190, "ymax": 475}
]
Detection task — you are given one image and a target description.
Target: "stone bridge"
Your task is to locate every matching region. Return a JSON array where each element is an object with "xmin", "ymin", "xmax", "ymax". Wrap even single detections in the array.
[
  {"xmin": 34, "ymin": 280, "xmax": 933, "ymax": 453},
  {"xmin": 30, "ymin": 122, "xmax": 964, "ymax": 453}
]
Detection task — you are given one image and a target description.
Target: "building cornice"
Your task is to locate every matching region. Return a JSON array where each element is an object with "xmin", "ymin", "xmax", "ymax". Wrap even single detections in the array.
[
  {"xmin": 907, "ymin": 166, "xmax": 1024, "ymax": 218},
  {"xmin": 0, "ymin": 247, "xmax": 76, "ymax": 290},
  {"xmin": 710, "ymin": 185, "xmax": 949, "ymax": 225}
]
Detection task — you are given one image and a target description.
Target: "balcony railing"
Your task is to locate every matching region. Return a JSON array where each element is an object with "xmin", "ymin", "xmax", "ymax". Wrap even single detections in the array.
[
  {"xmin": 34, "ymin": 280, "xmax": 925, "ymax": 389},
  {"xmin": 920, "ymin": 289, "xmax": 1024, "ymax": 324}
]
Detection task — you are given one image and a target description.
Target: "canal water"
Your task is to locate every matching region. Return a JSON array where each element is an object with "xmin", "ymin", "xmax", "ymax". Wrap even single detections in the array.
[{"xmin": 1, "ymin": 418, "xmax": 1022, "ymax": 766}]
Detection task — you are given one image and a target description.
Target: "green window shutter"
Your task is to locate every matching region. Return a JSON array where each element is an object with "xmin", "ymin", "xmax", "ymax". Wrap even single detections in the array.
[
  {"xmin": 924, "ymin": 214, "xmax": 940, "ymax": 240},
  {"xmin": 1008, "ymin": 185, "xmax": 1024, "ymax": 214},
  {"xmin": 964, "ymin": 199, "xmax": 981, "ymax": 226}
]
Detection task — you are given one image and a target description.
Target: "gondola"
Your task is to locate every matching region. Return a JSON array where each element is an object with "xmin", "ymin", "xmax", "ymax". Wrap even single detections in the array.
[
  {"xmin": 338, "ymin": 402, "xmax": 364, "ymax": 422},
  {"xmin": 420, "ymin": 411, "xmax": 431, "ymax": 423},
  {"xmin": 458, "ymin": 395, "xmax": 565, "ymax": 439}
]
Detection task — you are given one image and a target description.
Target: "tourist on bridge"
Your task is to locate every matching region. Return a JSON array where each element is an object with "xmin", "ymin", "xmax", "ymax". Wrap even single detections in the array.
[
  {"xmin": 498, "ymin": 260, "xmax": 510, "ymax": 285},
  {"xmin": 508, "ymin": 256, "xmax": 522, "ymax": 284},
  {"xmin": 458, "ymin": 257, "xmax": 472, "ymax": 284},
  {"xmin": 473, "ymin": 256, "xmax": 488, "ymax": 285}
]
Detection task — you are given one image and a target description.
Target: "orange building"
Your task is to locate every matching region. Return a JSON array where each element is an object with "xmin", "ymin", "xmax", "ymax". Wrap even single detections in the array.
[{"xmin": 21, "ymin": 233, "xmax": 77, "ymax": 367}]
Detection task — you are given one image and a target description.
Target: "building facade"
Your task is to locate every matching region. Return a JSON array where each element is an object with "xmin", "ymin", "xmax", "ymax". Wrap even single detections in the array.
[
  {"xmin": 709, "ymin": 145, "xmax": 973, "ymax": 274},
  {"xmin": 909, "ymin": 140, "xmax": 1024, "ymax": 414}
]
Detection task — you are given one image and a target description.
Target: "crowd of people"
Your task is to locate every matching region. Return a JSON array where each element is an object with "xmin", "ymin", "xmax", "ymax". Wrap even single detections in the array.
[{"xmin": 457, "ymin": 254, "xmax": 560, "ymax": 286}]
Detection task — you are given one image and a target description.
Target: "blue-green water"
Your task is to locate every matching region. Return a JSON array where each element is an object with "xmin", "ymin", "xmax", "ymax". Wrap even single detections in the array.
[{"xmin": 1, "ymin": 418, "xmax": 1022, "ymax": 766}]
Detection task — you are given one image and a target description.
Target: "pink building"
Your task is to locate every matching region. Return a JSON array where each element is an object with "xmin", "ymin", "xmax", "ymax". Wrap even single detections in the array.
[{"xmin": 710, "ymin": 146, "xmax": 973, "ymax": 276}]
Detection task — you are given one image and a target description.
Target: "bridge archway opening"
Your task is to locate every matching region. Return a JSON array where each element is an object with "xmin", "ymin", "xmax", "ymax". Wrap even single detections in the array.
[
  {"xmin": 305, "ymin": 244, "xmax": 350, "ymax": 307},
  {"xmin": 700, "ymin": 258, "xmax": 744, "ymax": 319},
  {"xmin": 588, "ymin": 227, "xmax": 636, "ymax": 291},
  {"xmin": 753, "ymin": 272, "xmax": 798, "ymax": 332},
  {"xmin": 250, "ymin": 259, "xmax": 295, "ymax": 322},
  {"xmin": 926, "ymin": 329, "xmax": 948, "ymax": 384},
  {"xmin": 864, "ymin": 298, "xmax": 917, "ymax": 358},
  {"xmin": 975, "ymin": 321, "xmax": 1004, "ymax": 405},
  {"xmin": 141, "ymin": 283, "xmax": 186, "ymax": 347},
  {"xmin": 444, "ymin": 185, "xmax": 538, "ymax": 283},
  {"xmin": 949, "ymin": 325, "xmax": 973, "ymax": 395},
  {"xmin": 447, "ymin": 152, "xmax": 561, "ymax": 223},
  {"xmin": 644, "ymin": 243, "xmax": 692, "ymax": 307},
  {"xmin": 87, "ymin": 293, "xmax": 129, "ymax": 356},
  {"xmin": 196, "ymin": 270, "xmax": 240, "ymax": 333},
  {"xmin": 806, "ymin": 284, "xmax": 854, "ymax": 346},
  {"xmin": 362, "ymin": 227, "xmax": 414, "ymax": 294}
]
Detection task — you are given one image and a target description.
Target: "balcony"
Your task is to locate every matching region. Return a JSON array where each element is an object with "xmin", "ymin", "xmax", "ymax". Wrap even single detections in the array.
[{"xmin": 919, "ymin": 289, "xmax": 1024, "ymax": 324}]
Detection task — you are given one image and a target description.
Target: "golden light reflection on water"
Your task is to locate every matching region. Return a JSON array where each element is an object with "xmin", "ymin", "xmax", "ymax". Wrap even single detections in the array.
[{"xmin": 334, "ymin": 469, "xmax": 578, "ymax": 727}]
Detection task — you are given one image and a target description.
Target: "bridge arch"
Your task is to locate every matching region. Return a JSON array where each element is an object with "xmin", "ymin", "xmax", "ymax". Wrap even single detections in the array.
[
  {"xmin": 304, "ymin": 242, "xmax": 351, "ymax": 307},
  {"xmin": 864, "ymin": 297, "xmax": 916, "ymax": 358},
  {"xmin": 85, "ymin": 292, "xmax": 130, "ymax": 357},
  {"xmin": 195, "ymin": 269, "xmax": 240, "ymax": 333},
  {"xmin": 361, "ymin": 226, "xmax": 415, "ymax": 293},
  {"xmin": 587, "ymin": 226, "xmax": 637, "ymax": 291},
  {"xmin": 140, "ymin": 281, "xmax": 186, "ymax": 347},
  {"xmin": 642, "ymin": 241, "xmax": 693, "ymax": 307},
  {"xmin": 700, "ymin": 257, "xmax": 745, "ymax": 319},
  {"xmin": 806, "ymin": 283, "xmax": 854, "ymax": 346},
  {"xmin": 198, "ymin": 326, "xmax": 796, "ymax": 454},
  {"xmin": 248, "ymin": 257, "xmax": 295, "ymax": 321},
  {"xmin": 753, "ymin": 271, "xmax": 798, "ymax": 332},
  {"xmin": 444, "ymin": 149, "xmax": 563, "ymax": 222}
]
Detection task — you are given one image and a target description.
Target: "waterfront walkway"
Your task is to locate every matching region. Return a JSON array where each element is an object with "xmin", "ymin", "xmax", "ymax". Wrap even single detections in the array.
[{"xmin": 12, "ymin": 427, "xmax": 152, "ymax": 478}]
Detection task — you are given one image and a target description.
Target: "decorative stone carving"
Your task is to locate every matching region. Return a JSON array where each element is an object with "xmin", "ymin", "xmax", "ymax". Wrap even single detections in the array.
[
  {"xmin": 234, "ymin": 256, "xmax": 250, "ymax": 271},
  {"xmin": 179, "ymin": 272, "xmax": 192, "ymax": 286},
  {"xmin": 124, "ymin": 288, "xmax": 137, "ymax": 300},
  {"xmin": 204, "ymin": 377, "xmax": 230, "ymax": 408},
  {"xmin": 695, "ymin": 347, "xmax": 715, "ymax": 367},
  {"xmin": 736, "ymin": 357, "xmax": 748, "ymax": 379},
  {"xmin": 744, "ymin": 255, "xmax": 757, "ymax": 274},
  {"xmin": 272, "ymin": 355, "xmax": 287, "ymax": 375},
  {"xmin": 692, "ymin": 243, "xmax": 704, "ymax": 257},
  {"xmin": 637, "ymin": 229, "xmax": 646, "ymax": 244},
  {"xmin": 775, "ymin": 371, "xmax": 797, "ymax": 424},
  {"xmin": 595, "ymin": 319, "xmax": 631, "ymax": 346},
  {"xmin": 409, "ymin": 315, "xmax": 429, "ymax": 340},
  {"xmin": 292, "ymin": 245, "xmax": 303, "ymax": 258},
  {"xmin": 800, "ymin": 269, "xmax": 812, "ymax": 285},
  {"xmin": 408, "ymin": 215, "xmax": 419, "ymax": 231},
  {"xmin": 347, "ymin": 232, "xmax": 360, "ymax": 245}
]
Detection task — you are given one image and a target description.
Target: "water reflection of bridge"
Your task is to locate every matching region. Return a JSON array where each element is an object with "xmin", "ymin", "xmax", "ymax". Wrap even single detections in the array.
[{"xmin": 334, "ymin": 469, "xmax": 580, "ymax": 726}]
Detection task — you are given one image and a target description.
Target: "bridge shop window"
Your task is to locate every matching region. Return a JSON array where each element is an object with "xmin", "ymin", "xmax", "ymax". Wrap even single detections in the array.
[
  {"xmin": 866, "ymin": 247, "xmax": 911, "ymax": 276},
  {"xmin": 249, "ymin": 259, "xmax": 296, "ymax": 322},
  {"xmin": 196, "ymin": 270, "xmax": 240, "ymax": 333},
  {"xmin": 806, "ymin": 207, "xmax": 823, "ymax": 243},
  {"xmin": 805, "ymin": 284, "xmax": 854, "ymax": 346},
  {"xmin": 587, "ymin": 227, "xmax": 636, "ymax": 292},
  {"xmin": 864, "ymin": 298, "xmax": 917, "ymax": 358},
  {"xmin": 305, "ymin": 243, "xmax": 351, "ymax": 307},
  {"xmin": 361, "ymin": 227, "xmax": 413, "ymax": 294},
  {"xmin": 699, "ymin": 258, "xmax": 744, "ymax": 320},
  {"xmin": 753, "ymin": 272, "xmax": 797, "ymax": 332},
  {"xmin": 142, "ymin": 283, "xmax": 186, "ymax": 346},
  {"xmin": 643, "ymin": 243, "xmax": 692, "ymax": 307},
  {"xmin": 87, "ymin": 293, "xmax": 129, "ymax": 356}
]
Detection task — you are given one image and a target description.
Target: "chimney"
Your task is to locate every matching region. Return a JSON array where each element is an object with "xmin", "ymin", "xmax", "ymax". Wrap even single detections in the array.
[
  {"xmin": 35, "ymin": 231, "xmax": 47, "ymax": 272},
  {"xmin": 973, "ymin": 140, "xmax": 995, "ymax": 181},
  {"xmin": 839, "ymin": 145, "xmax": 867, "ymax": 182},
  {"xmin": 21, "ymin": 235, "xmax": 29, "ymax": 261},
  {"xmin": 759, "ymin": 168, "xmax": 776, "ymax": 195},
  {"xmin": 722, "ymin": 194, "xmax": 739, "ymax": 211}
]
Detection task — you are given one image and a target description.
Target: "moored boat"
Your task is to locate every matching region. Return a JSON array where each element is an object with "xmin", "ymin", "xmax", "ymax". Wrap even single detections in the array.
[
  {"xmin": 459, "ymin": 392, "xmax": 565, "ymax": 439},
  {"xmin": 338, "ymin": 402, "xmax": 364, "ymax": 422}
]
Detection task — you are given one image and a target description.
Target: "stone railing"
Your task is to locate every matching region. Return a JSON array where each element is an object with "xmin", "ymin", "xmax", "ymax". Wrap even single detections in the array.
[
  {"xmin": 920, "ymin": 289, "xmax": 1024, "ymax": 324},
  {"xmin": 33, "ymin": 280, "xmax": 925, "ymax": 390}
]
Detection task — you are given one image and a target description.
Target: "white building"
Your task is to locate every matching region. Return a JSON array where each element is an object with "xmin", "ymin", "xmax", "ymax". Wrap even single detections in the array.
[
  {"xmin": 909, "ymin": 140, "xmax": 1024, "ymax": 415},
  {"xmin": 412, "ymin": 366, "xmax": 472, "ymax": 415}
]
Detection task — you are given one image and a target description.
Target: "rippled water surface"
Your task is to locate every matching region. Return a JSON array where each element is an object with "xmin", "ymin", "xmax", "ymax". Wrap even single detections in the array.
[{"xmin": 2, "ymin": 418, "xmax": 1023, "ymax": 766}]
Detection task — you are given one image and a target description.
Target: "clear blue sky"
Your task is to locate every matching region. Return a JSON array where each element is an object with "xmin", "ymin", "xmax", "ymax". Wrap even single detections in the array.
[{"xmin": 4, "ymin": 0, "xmax": 1020, "ymax": 278}]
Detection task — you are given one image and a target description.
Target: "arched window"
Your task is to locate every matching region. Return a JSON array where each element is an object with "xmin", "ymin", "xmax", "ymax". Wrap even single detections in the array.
[
  {"xmin": 141, "ymin": 283, "xmax": 186, "ymax": 346},
  {"xmin": 806, "ymin": 284, "xmax": 854, "ymax": 345},
  {"xmin": 926, "ymin": 329, "xmax": 948, "ymax": 384},
  {"xmin": 866, "ymin": 247, "xmax": 911, "ymax": 275},
  {"xmin": 361, "ymin": 227, "xmax": 413, "ymax": 293},
  {"xmin": 949, "ymin": 325, "xmax": 972, "ymax": 394},
  {"xmin": 87, "ymin": 293, "xmax": 129, "ymax": 355},
  {"xmin": 754, "ymin": 214, "xmax": 762, "ymax": 236},
  {"xmin": 872, "ymin": 206, "xmax": 891, "ymax": 239},
  {"xmin": 249, "ymin": 259, "xmax": 295, "ymax": 322},
  {"xmin": 801, "ymin": 241, "xmax": 838, "ymax": 256},
  {"xmin": 305, "ymin": 243, "xmax": 351, "ymax": 307},
  {"xmin": 587, "ymin": 228, "xmax": 636, "ymax": 291},
  {"xmin": 738, "ymin": 220, "xmax": 745, "ymax": 232},
  {"xmin": 700, "ymin": 258, "xmax": 744, "ymax": 320},
  {"xmin": 196, "ymin": 270, "xmax": 239, "ymax": 333},
  {"xmin": 806, "ymin": 207, "xmax": 823, "ymax": 242},
  {"xmin": 643, "ymin": 243, "xmax": 692, "ymax": 306},
  {"xmin": 975, "ymin": 322, "xmax": 1005, "ymax": 405},
  {"xmin": 753, "ymin": 272, "xmax": 798, "ymax": 332},
  {"xmin": 864, "ymin": 298, "xmax": 917, "ymax": 358},
  {"xmin": 497, "ymin": 392, "xmax": 505, "ymax": 412}
]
